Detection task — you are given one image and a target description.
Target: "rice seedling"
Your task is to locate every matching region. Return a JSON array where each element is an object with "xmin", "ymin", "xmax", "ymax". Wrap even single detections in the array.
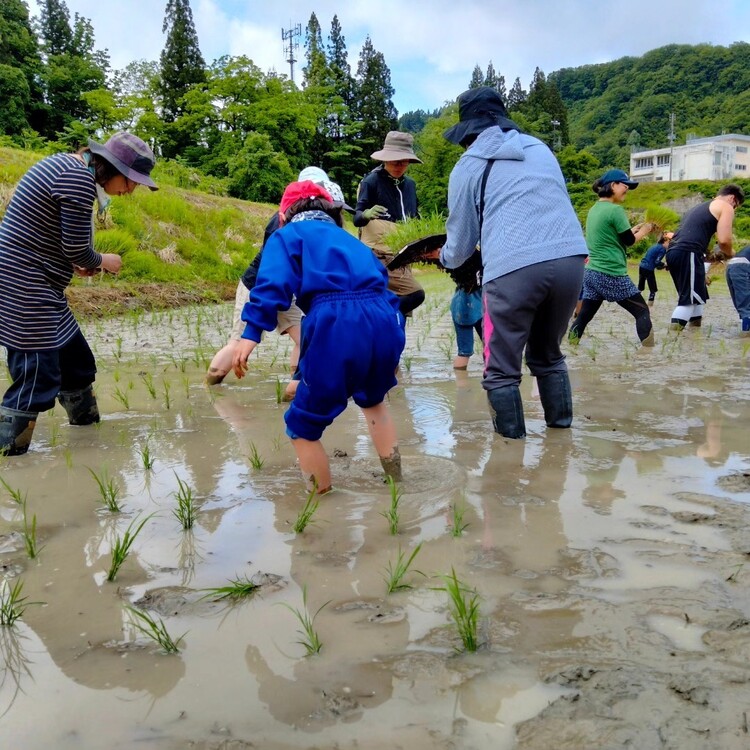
[
  {"xmin": 271, "ymin": 435, "xmax": 283, "ymax": 451},
  {"xmin": 0, "ymin": 579, "xmax": 41, "ymax": 627},
  {"xmin": 200, "ymin": 575, "xmax": 261, "ymax": 602},
  {"xmin": 450, "ymin": 502, "xmax": 470, "ymax": 537},
  {"xmin": 48, "ymin": 422, "xmax": 61, "ymax": 447},
  {"xmin": 293, "ymin": 486, "xmax": 320, "ymax": 533},
  {"xmin": 140, "ymin": 372, "xmax": 157, "ymax": 399},
  {"xmin": 88, "ymin": 466, "xmax": 122, "ymax": 513},
  {"xmin": 162, "ymin": 379, "xmax": 172, "ymax": 410},
  {"xmin": 106, "ymin": 513, "xmax": 153, "ymax": 581},
  {"xmin": 125, "ymin": 606, "xmax": 186, "ymax": 654},
  {"xmin": 439, "ymin": 568, "xmax": 481, "ymax": 652},
  {"xmin": 172, "ymin": 474, "xmax": 197, "ymax": 530},
  {"xmin": 274, "ymin": 377, "xmax": 283, "ymax": 404},
  {"xmin": 402, "ymin": 354, "xmax": 413, "ymax": 372},
  {"xmin": 278, "ymin": 585, "xmax": 328, "ymax": 656},
  {"xmin": 20, "ymin": 499, "xmax": 42, "ymax": 559},
  {"xmin": 248, "ymin": 442, "xmax": 265, "ymax": 471},
  {"xmin": 137, "ymin": 442, "xmax": 155, "ymax": 470},
  {"xmin": 63, "ymin": 448, "xmax": 73, "ymax": 469},
  {"xmin": 380, "ymin": 475, "xmax": 402, "ymax": 535},
  {"xmin": 382, "ymin": 543, "xmax": 424, "ymax": 594},
  {"xmin": 0, "ymin": 475, "xmax": 25, "ymax": 505},
  {"xmin": 112, "ymin": 385, "xmax": 130, "ymax": 410}
]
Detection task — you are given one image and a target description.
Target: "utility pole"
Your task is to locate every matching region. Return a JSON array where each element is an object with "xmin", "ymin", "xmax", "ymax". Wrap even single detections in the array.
[
  {"xmin": 551, "ymin": 119, "xmax": 561, "ymax": 152},
  {"xmin": 281, "ymin": 22, "xmax": 302, "ymax": 83},
  {"xmin": 667, "ymin": 112, "xmax": 676, "ymax": 181}
]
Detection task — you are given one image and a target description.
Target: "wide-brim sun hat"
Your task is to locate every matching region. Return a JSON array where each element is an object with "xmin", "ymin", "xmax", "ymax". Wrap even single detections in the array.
[
  {"xmin": 88, "ymin": 131, "xmax": 158, "ymax": 191},
  {"xmin": 370, "ymin": 131, "xmax": 422, "ymax": 163},
  {"xmin": 443, "ymin": 86, "xmax": 520, "ymax": 146},
  {"xmin": 599, "ymin": 168, "xmax": 639, "ymax": 189}
]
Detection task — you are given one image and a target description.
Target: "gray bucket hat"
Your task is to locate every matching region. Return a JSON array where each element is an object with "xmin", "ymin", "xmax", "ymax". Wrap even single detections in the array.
[
  {"xmin": 370, "ymin": 131, "xmax": 422, "ymax": 163},
  {"xmin": 88, "ymin": 131, "xmax": 158, "ymax": 191}
]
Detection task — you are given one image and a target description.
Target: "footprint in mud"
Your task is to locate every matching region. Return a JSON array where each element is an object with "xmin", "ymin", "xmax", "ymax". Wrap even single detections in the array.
[{"xmin": 716, "ymin": 471, "xmax": 750, "ymax": 494}]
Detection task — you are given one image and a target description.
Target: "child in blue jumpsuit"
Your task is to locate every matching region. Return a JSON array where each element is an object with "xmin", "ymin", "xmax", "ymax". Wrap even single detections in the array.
[{"xmin": 233, "ymin": 181, "xmax": 406, "ymax": 493}]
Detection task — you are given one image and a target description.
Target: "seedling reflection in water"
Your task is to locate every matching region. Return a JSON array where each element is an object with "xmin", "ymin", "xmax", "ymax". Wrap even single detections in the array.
[
  {"xmin": 107, "ymin": 514, "xmax": 153, "ymax": 581},
  {"xmin": 279, "ymin": 585, "xmax": 328, "ymax": 656},
  {"xmin": 126, "ymin": 606, "xmax": 185, "ymax": 654},
  {"xmin": 439, "ymin": 568, "xmax": 481, "ymax": 652},
  {"xmin": 382, "ymin": 543, "xmax": 424, "ymax": 594}
]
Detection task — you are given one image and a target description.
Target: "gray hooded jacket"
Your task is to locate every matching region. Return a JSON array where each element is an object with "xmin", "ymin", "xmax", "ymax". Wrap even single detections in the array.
[{"xmin": 440, "ymin": 127, "xmax": 587, "ymax": 284}]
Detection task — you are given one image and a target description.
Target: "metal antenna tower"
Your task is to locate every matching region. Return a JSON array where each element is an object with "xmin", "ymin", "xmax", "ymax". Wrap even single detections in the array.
[{"xmin": 281, "ymin": 22, "xmax": 302, "ymax": 83}]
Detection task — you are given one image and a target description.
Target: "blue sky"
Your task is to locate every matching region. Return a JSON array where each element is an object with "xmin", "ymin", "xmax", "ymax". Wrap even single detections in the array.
[{"xmin": 27, "ymin": 0, "xmax": 750, "ymax": 115}]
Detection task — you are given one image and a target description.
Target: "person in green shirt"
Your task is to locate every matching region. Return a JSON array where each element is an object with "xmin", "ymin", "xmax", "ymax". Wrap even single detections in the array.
[{"xmin": 569, "ymin": 169, "xmax": 655, "ymax": 346}]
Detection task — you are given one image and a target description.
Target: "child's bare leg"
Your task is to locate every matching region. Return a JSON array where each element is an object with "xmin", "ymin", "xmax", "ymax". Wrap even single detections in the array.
[
  {"xmin": 206, "ymin": 340, "xmax": 239, "ymax": 385},
  {"xmin": 283, "ymin": 324, "xmax": 302, "ymax": 399},
  {"xmin": 361, "ymin": 402, "xmax": 401, "ymax": 481},
  {"xmin": 291, "ymin": 437, "xmax": 332, "ymax": 493}
]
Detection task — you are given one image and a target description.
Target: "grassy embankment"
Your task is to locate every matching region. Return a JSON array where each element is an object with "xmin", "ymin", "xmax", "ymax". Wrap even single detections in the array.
[{"xmin": 1, "ymin": 146, "xmax": 748, "ymax": 316}]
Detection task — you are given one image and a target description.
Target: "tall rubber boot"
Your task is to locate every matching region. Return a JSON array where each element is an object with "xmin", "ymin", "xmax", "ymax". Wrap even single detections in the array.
[
  {"xmin": 487, "ymin": 386, "xmax": 526, "ymax": 439},
  {"xmin": 0, "ymin": 407, "xmax": 38, "ymax": 456},
  {"xmin": 536, "ymin": 372, "xmax": 573, "ymax": 429},
  {"xmin": 58, "ymin": 385, "xmax": 100, "ymax": 425}
]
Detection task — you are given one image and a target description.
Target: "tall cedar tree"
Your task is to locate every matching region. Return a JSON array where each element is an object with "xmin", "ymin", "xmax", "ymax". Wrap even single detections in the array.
[
  {"xmin": 303, "ymin": 13, "xmax": 327, "ymax": 88},
  {"xmin": 160, "ymin": 0, "xmax": 206, "ymax": 122},
  {"xmin": 352, "ymin": 36, "xmax": 398, "ymax": 181},
  {"xmin": 0, "ymin": 0, "xmax": 45, "ymax": 134},
  {"xmin": 469, "ymin": 65, "xmax": 483, "ymax": 88},
  {"xmin": 507, "ymin": 76, "xmax": 526, "ymax": 109},
  {"xmin": 38, "ymin": 0, "xmax": 72, "ymax": 56}
]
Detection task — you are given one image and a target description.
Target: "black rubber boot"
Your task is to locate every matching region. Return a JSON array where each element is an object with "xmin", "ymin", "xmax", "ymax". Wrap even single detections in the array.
[
  {"xmin": 58, "ymin": 385, "xmax": 100, "ymax": 425},
  {"xmin": 0, "ymin": 407, "xmax": 38, "ymax": 456},
  {"xmin": 487, "ymin": 386, "xmax": 526, "ymax": 439},
  {"xmin": 536, "ymin": 372, "xmax": 573, "ymax": 428}
]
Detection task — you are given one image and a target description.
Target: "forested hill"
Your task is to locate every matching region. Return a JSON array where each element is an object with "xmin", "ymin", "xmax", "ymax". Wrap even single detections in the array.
[{"xmin": 550, "ymin": 42, "xmax": 750, "ymax": 167}]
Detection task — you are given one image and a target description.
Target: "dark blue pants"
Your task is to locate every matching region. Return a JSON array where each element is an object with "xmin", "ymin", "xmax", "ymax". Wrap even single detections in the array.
[{"xmin": 2, "ymin": 330, "xmax": 97, "ymax": 413}]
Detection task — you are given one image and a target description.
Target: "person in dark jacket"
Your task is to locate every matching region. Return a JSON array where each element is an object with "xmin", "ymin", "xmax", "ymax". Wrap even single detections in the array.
[
  {"xmin": 638, "ymin": 231, "xmax": 672, "ymax": 304},
  {"xmin": 0, "ymin": 132, "xmax": 157, "ymax": 456},
  {"xmin": 353, "ymin": 132, "xmax": 425, "ymax": 315}
]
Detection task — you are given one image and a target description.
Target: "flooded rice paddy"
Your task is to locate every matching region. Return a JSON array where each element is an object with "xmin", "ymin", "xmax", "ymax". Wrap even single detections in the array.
[{"xmin": 1, "ymin": 271, "xmax": 750, "ymax": 749}]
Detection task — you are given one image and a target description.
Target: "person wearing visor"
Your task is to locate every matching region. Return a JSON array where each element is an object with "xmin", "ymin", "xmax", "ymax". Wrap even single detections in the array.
[
  {"xmin": 569, "ymin": 169, "xmax": 655, "ymax": 346},
  {"xmin": 0, "ymin": 131, "xmax": 158, "ymax": 455},
  {"xmin": 437, "ymin": 87, "xmax": 587, "ymax": 440},
  {"xmin": 354, "ymin": 131, "xmax": 426, "ymax": 316}
]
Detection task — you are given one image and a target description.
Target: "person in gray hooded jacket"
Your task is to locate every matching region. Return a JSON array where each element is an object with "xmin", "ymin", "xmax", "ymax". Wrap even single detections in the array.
[{"xmin": 438, "ymin": 87, "xmax": 588, "ymax": 439}]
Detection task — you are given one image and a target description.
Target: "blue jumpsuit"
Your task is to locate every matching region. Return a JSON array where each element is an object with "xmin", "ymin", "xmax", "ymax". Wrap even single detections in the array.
[{"xmin": 241, "ymin": 215, "xmax": 406, "ymax": 441}]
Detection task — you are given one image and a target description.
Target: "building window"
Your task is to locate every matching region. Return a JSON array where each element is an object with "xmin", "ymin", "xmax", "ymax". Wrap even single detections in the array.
[
  {"xmin": 635, "ymin": 157, "xmax": 653, "ymax": 169},
  {"xmin": 656, "ymin": 155, "xmax": 670, "ymax": 166},
  {"xmin": 713, "ymin": 152, "xmax": 722, "ymax": 166},
  {"xmin": 736, "ymin": 146, "xmax": 748, "ymax": 153},
  {"xmin": 736, "ymin": 164, "xmax": 747, "ymax": 171}
]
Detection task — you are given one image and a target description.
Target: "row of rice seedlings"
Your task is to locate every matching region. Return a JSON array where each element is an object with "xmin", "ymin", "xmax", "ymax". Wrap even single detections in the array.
[
  {"xmin": 0, "ymin": 579, "xmax": 41, "ymax": 627},
  {"xmin": 107, "ymin": 514, "xmax": 153, "ymax": 581},
  {"xmin": 279, "ymin": 585, "xmax": 328, "ymax": 656},
  {"xmin": 381, "ymin": 476, "xmax": 402, "ymax": 535},
  {"xmin": 173, "ymin": 474, "xmax": 197, "ymax": 530},
  {"xmin": 126, "ymin": 606, "xmax": 185, "ymax": 654}
]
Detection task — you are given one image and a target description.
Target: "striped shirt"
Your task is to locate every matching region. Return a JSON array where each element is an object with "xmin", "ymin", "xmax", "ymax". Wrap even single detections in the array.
[{"xmin": 0, "ymin": 153, "xmax": 102, "ymax": 350}]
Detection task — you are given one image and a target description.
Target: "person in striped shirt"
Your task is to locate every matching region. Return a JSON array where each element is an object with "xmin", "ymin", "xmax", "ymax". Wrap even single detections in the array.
[{"xmin": 0, "ymin": 132, "xmax": 158, "ymax": 455}]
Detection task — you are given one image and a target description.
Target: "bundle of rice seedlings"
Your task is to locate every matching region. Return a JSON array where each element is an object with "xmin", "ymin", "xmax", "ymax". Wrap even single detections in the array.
[{"xmin": 643, "ymin": 204, "xmax": 680, "ymax": 233}]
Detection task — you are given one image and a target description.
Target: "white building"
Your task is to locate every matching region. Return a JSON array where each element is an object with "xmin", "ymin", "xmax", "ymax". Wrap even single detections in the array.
[{"xmin": 630, "ymin": 134, "xmax": 750, "ymax": 182}]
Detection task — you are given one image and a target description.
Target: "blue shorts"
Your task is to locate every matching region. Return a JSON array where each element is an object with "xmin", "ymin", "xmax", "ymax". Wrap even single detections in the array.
[{"xmin": 285, "ymin": 290, "xmax": 405, "ymax": 441}]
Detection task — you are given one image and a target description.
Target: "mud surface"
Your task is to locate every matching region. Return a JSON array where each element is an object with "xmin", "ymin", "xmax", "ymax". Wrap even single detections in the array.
[{"xmin": 1, "ymin": 271, "xmax": 750, "ymax": 749}]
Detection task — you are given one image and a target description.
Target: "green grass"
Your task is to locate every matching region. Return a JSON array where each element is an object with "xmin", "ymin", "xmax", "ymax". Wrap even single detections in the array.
[
  {"xmin": 439, "ymin": 568, "xmax": 481, "ymax": 652},
  {"xmin": 88, "ymin": 467, "xmax": 122, "ymax": 513},
  {"xmin": 380, "ymin": 476, "xmax": 403, "ymax": 535},
  {"xmin": 293, "ymin": 487, "xmax": 320, "ymax": 533},
  {"xmin": 126, "ymin": 606, "xmax": 186, "ymax": 653},
  {"xmin": 382, "ymin": 543, "xmax": 424, "ymax": 594},
  {"xmin": 278, "ymin": 585, "xmax": 328, "ymax": 656},
  {"xmin": 200, "ymin": 575, "xmax": 261, "ymax": 602},
  {"xmin": 107, "ymin": 514, "xmax": 153, "ymax": 582}
]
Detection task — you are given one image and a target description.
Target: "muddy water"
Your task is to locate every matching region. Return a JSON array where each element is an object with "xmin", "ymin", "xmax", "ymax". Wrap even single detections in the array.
[{"xmin": 1, "ymin": 272, "xmax": 750, "ymax": 750}]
